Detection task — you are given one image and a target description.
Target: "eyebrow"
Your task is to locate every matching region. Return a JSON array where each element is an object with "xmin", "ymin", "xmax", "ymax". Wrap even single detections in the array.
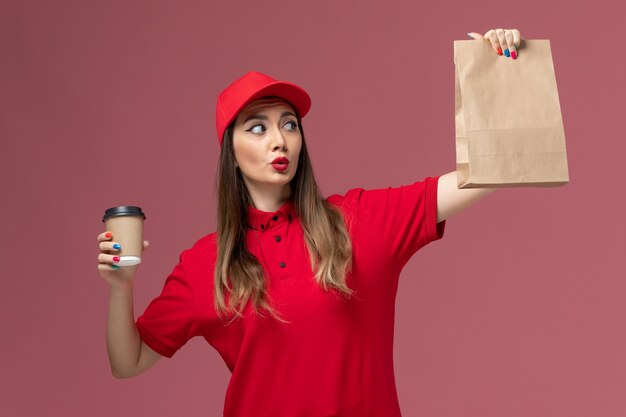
[{"xmin": 242, "ymin": 111, "xmax": 297, "ymax": 124}]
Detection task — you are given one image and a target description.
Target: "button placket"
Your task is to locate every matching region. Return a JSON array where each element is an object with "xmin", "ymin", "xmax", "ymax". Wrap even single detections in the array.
[{"xmin": 273, "ymin": 216, "xmax": 289, "ymax": 279}]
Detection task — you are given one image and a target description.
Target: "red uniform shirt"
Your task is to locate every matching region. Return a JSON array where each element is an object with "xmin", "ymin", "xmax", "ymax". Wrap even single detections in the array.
[{"xmin": 136, "ymin": 176, "xmax": 446, "ymax": 417}]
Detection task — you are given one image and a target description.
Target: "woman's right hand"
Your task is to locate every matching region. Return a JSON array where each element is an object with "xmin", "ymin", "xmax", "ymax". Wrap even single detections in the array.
[{"xmin": 97, "ymin": 231, "xmax": 150, "ymax": 288}]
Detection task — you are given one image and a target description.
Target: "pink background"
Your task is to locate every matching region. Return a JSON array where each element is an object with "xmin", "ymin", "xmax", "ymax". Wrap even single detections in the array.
[{"xmin": 2, "ymin": 0, "xmax": 624, "ymax": 416}]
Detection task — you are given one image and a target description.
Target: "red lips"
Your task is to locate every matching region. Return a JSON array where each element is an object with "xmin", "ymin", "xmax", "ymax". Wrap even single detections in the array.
[{"xmin": 271, "ymin": 157, "xmax": 289, "ymax": 172}]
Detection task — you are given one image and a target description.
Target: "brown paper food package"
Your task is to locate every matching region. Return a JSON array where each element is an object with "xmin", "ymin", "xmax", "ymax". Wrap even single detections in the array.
[{"xmin": 454, "ymin": 39, "xmax": 569, "ymax": 188}]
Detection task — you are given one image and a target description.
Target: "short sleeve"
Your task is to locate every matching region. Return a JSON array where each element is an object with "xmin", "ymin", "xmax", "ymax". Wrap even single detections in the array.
[
  {"xmin": 342, "ymin": 176, "xmax": 446, "ymax": 267},
  {"xmin": 135, "ymin": 249, "xmax": 198, "ymax": 358}
]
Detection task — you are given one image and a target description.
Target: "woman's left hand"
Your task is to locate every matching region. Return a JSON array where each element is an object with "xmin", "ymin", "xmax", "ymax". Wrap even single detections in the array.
[{"xmin": 467, "ymin": 28, "xmax": 523, "ymax": 60}]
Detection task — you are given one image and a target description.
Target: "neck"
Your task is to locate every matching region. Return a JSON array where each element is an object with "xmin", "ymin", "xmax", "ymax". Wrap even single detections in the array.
[{"xmin": 246, "ymin": 182, "xmax": 293, "ymax": 212}]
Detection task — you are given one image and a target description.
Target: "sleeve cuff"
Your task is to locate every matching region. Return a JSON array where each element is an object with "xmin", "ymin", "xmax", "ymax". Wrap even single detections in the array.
[
  {"xmin": 135, "ymin": 320, "xmax": 176, "ymax": 359},
  {"xmin": 425, "ymin": 176, "xmax": 446, "ymax": 243}
]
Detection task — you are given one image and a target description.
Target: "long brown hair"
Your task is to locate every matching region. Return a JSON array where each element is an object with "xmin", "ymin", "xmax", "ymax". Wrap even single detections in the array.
[{"xmin": 213, "ymin": 110, "xmax": 353, "ymax": 322}]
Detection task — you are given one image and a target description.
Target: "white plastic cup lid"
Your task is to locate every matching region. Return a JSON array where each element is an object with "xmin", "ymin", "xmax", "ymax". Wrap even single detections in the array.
[{"xmin": 116, "ymin": 256, "xmax": 142, "ymax": 267}]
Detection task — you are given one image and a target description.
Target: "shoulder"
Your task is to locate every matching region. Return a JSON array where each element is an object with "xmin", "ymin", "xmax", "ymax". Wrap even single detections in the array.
[
  {"xmin": 191, "ymin": 232, "xmax": 217, "ymax": 254},
  {"xmin": 326, "ymin": 178, "xmax": 437, "ymax": 207},
  {"xmin": 179, "ymin": 232, "xmax": 217, "ymax": 268},
  {"xmin": 326, "ymin": 187, "xmax": 365, "ymax": 212},
  {"xmin": 324, "ymin": 178, "xmax": 438, "ymax": 226}
]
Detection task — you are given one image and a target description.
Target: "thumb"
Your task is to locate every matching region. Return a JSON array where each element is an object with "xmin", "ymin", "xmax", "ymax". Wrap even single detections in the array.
[
  {"xmin": 467, "ymin": 32, "xmax": 485, "ymax": 40},
  {"xmin": 143, "ymin": 240, "xmax": 150, "ymax": 250}
]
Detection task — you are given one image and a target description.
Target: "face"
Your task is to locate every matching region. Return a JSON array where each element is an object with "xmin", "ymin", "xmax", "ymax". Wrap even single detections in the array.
[{"xmin": 232, "ymin": 97, "xmax": 302, "ymax": 196}]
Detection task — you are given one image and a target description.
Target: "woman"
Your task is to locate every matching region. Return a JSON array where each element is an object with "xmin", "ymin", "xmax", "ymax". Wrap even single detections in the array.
[{"xmin": 97, "ymin": 28, "xmax": 523, "ymax": 417}]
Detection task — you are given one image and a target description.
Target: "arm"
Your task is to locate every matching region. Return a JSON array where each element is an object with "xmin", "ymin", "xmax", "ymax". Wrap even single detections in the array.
[
  {"xmin": 98, "ymin": 234, "xmax": 162, "ymax": 378},
  {"xmin": 107, "ymin": 285, "xmax": 162, "ymax": 378},
  {"xmin": 436, "ymin": 171, "xmax": 498, "ymax": 223}
]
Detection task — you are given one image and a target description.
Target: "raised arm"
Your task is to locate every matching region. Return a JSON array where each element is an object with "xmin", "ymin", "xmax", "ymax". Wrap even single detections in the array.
[{"xmin": 436, "ymin": 171, "xmax": 497, "ymax": 223}]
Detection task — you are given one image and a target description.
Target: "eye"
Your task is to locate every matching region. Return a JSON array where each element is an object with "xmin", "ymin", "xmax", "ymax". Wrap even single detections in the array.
[
  {"xmin": 247, "ymin": 124, "xmax": 265, "ymax": 135},
  {"xmin": 284, "ymin": 120, "xmax": 298, "ymax": 131}
]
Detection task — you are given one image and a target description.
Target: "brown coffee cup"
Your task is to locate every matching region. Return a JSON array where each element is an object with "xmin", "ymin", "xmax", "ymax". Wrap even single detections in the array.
[{"xmin": 102, "ymin": 206, "xmax": 146, "ymax": 269}]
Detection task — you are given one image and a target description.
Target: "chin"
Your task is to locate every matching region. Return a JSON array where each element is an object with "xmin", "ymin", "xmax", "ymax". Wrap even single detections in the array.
[
  {"xmin": 267, "ymin": 179, "xmax": 292, "ymax": 187},
  {"xmin": 255, "ymin": 175, "xmax": 289, "ymax": 185}
]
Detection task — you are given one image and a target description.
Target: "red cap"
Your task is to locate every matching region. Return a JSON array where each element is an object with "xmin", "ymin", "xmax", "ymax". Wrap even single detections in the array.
[{"xmin": 215, "ymin": 71, "xmax": 312, "ymax": 147}]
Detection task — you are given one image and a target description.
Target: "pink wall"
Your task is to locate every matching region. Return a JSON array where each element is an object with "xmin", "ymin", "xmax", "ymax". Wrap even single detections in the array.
[{"xmin": 2, "ymin": 0, "xmax": 624, "ymax": 416}]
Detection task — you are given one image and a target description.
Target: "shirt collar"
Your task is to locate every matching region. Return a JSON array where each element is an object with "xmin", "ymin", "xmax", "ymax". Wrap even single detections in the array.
[{"xmin": 247, "ymin": 199, "xmax": 296, "ymax": 232}]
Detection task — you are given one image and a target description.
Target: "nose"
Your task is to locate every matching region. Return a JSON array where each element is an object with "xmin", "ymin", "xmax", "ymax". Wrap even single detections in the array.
[{"xmin": 269, "ymin": 126, "xmax": 287, "ymax": 151}]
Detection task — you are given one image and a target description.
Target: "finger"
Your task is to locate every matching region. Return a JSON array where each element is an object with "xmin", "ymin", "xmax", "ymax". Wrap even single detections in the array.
[
  {"xmin": 99, "ymin": 241, "xmax": 121, "ymax": 252},
  {"xmin": 467, "ymin": 32, "xmax": 484, "ymax": 40},
  {"xmin": 504, "ymin": 30, "xmax": 517, "ymax": 60},
  {"xmin": 510, "ymin": 29, "xmax": 522, "ymax": 49},
  {"xmin": 485, "ymin": 29, "xmax": 502, "ymax": 55},
  {"xmin": 495, "ymin": 28, "xmax": 509, "ymax": 57},
  {"xmin": 98, "ymin": 253, "xmax": 121, "ymax": 265},
  {"xmin": 99, "ymin": 231, "xmax": 113, "ymax": 241},
  {"xmin": 97, "ymin": 263, "xmax": 120, "ymax": 272},
  {"xmin": 143, "ymin": 240, "xmax": 150, "ymax": 250}
]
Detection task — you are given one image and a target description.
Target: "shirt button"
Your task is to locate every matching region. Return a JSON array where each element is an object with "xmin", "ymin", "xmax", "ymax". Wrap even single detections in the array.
[
  {"xmin": 275, "ymin": 236, "xmax": 281, "ymax": 242},
  {"xmin": 272, "ymin": 215, "xmax": 279, "ymax": 221},
  {"xmin": 279, "ymin": 262, "xmax": 286, "ymax": 268}
]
